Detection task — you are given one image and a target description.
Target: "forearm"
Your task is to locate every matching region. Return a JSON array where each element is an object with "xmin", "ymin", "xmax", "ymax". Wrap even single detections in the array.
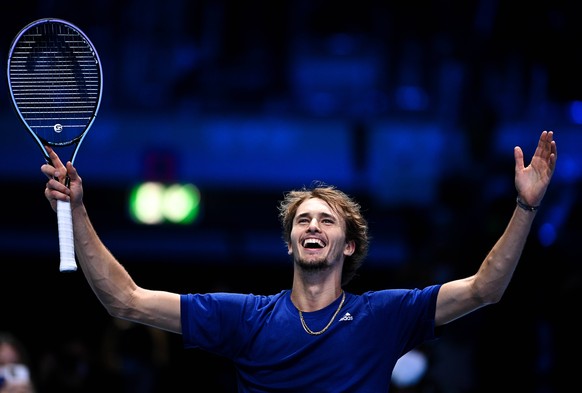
[
  {"xmin": 436, "ymin": 205, "xmax": 536, "ymax": 325},
  {"xmin": 72, "ymin": 204, "xmax": 138, "ymax": 318},
  {"xmin": 473, "ymin": 206, "xmax": 536, "ymax": 303}
]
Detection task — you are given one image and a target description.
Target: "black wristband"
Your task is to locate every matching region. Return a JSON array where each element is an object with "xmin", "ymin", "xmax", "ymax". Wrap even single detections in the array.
[{"xmin": 516, "ymin": 196, "xmax": 539, "ymax": 212}]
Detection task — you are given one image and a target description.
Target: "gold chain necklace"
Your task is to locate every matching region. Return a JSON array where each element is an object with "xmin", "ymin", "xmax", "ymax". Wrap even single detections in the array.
[{"xmin": 298, "ymin": 291, "xmax": 346, "ymax": 335}]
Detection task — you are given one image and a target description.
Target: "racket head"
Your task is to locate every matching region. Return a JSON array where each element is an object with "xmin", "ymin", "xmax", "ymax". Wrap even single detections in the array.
[{"xmin": 7, "ymin": 18, "xmax": 103, "ymax": 163}]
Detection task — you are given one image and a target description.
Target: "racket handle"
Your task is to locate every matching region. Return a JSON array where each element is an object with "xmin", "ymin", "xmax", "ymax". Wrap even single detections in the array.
[{"xmin": 57, "ymin": 199, "xmax": 77, "ymax": 272}]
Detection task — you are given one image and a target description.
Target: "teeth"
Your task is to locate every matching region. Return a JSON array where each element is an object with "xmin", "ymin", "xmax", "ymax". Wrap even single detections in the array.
[{"xmin": 303, "ymin": 238, "xmax": 324, "ymax": 248}]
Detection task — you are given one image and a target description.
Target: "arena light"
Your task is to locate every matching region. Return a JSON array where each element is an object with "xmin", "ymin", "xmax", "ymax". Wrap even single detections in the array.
[{"xmin": 129, "ymin": 182, "xmax": 201, "ymax": 225}]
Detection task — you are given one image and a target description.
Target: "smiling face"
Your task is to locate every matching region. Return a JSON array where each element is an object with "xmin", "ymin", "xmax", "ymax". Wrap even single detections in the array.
[{"xmin": 288, "ymin": 197, "xmax": 355, "ymax": 272}]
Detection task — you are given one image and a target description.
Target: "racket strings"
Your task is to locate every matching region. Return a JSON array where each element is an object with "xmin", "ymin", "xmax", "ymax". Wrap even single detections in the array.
[{"xmin": 8, "ymin": 21, "xmax": 101, "ymax": 145}]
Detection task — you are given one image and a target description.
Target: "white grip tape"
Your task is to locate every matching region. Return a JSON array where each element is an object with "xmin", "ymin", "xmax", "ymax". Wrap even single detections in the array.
[{"xmin": 57, "ymin": 199, "xmax": 77, "ymax": 272}]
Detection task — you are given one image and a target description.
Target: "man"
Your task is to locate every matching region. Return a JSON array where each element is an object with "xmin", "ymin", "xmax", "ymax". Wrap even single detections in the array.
[{"xmin": 42, "ymin": 130, "xmax": 557, "ymax": 392}]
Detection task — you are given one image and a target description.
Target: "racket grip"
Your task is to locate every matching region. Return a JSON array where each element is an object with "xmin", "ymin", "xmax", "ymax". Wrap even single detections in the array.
[{"xmin": 57, "ymin": 199, "xmax": 77, "ymax": 272}]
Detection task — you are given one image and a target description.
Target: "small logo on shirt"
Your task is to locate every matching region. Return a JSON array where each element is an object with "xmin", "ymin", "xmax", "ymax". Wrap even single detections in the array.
[{"xmin": 339, "ymin": 312, "xmax": 353, "ymax": 322}]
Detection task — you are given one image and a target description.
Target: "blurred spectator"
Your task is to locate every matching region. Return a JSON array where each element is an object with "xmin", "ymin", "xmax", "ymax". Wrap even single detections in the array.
[{"xmin": 0, "ymin": 332, "xmax": 36, "ymax": 393}]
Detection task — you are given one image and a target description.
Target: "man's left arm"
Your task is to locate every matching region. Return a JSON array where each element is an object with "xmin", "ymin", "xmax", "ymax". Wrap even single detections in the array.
[{"xmin": 435, "ymin": 130, "xmax": 557, "ymax": 326}]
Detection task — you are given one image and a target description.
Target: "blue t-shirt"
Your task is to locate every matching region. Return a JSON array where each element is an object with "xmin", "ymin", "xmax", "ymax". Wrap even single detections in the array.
[{"xmin": 181, "ymin": 285, "xmax": 441, "ymax": 393}]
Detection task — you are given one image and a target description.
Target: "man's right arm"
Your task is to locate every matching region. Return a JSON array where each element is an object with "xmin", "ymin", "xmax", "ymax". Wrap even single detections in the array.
[{"xmin": 42, "ymin": 147, "xmax": 182, "ymax": 334}]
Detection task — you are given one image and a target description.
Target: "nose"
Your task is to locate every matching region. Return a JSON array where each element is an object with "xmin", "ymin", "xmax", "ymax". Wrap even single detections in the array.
[{"xmin": 308, "ymin": 218, "xmax": 320, "ymax": 231}]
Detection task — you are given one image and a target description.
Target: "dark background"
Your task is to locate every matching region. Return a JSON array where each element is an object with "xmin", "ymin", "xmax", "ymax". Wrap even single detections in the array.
[{"xmin": 1, "ymin": 1, "xmax": 581, "ymax": 392}]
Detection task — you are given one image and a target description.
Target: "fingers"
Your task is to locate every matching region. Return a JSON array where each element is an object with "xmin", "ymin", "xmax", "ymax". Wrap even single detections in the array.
[
  {"xmin": 513, "ymin": 145, "xmax": 524, "ymax": 172},
  {"xmin": 44, "ymin": 182, "xmax": 70, "ymax": 208},
  {"xmin": 548, "ymin": 131, "xmax": 558, "ymax": 166},
  {"xmin": 42, "ymin": 152, "xmax": 72, "ymax": 200},
  {"xmin": 539, "ymin": 130, "xmax": 556, "ymax": 152},
  {"xmin": 44, "ymin": 145, "xmax": 67, "ymax": 171},
  {"xmin": 45, "ymin": 177, "xmax": 70, "ymax": 197},
  {"xmin": 42, "ymin": 146, "xmax": 74, "ymax": 184},
  {"xmin": 41, "ymin": 161, "xmax": 69, "ymax": 184},
  {"xmin": 66, "ymin": 161, "xmax": 79, "ymax": 182},
  {"xmin": 537, "ymin": 130, "xmax": 558, "ymax": 172},
  {"xmin": 44, "ymin": 182, "xmax": 69, "ymax": 203},
  {"xmin": 45, "ymin": 145, "xmax": 63, "ymax": 166},
  {"xmin": 40, "ymin": 162, "xmax": 55, "ymax": 179},
  {"xmin": 41, "ymin": 147, "xmax": 81, "ymax": 210}
]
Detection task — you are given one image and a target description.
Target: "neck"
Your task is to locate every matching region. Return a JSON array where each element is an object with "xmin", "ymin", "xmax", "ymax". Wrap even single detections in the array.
[{"xmin": 291, "ymin": 284, "xmax": 343, "ymax": 312}]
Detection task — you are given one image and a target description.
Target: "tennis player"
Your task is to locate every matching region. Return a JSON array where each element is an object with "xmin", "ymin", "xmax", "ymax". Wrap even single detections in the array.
[{"xmin": 41, "ymin": 130, "xmax": 556, "ymax": 392}]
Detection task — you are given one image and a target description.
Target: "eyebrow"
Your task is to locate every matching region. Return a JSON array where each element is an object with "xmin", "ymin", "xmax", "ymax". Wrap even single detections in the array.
[{"xmin": 295, "ymin": 211, "xmax": 336, "ymax": 220}]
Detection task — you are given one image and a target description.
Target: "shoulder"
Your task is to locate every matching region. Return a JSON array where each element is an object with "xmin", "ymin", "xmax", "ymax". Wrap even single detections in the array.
[
  {"xmin": 180, "ymin": 290, "xmax": 289, "ymax": 311},
  {"xmin": 351, "ymin": 285, "xmax": 441, "ymax": 309}
]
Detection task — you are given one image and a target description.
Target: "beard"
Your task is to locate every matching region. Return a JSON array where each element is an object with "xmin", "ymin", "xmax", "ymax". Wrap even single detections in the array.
[{"xmin": 294, "ymin": 255, "xmax": 331, "ymax": 273}]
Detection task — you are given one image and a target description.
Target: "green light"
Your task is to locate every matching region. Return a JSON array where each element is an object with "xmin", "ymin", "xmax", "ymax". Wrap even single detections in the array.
[
  {"xmin": 162, "ymin": 183, "xmax": 201, "ymax": 224},
  {"xmin": 129, "ymin": 182, "xmax": 201, "ymax": 225},
  {"xmin": 129, "ymin": 182, "xmax": 164, "ymax": 224}
]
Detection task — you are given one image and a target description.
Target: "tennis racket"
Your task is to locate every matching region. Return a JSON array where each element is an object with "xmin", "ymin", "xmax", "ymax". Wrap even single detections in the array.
[{"xmin": 7, "ymin": 18, "xmax": 103, "ymax": 272}]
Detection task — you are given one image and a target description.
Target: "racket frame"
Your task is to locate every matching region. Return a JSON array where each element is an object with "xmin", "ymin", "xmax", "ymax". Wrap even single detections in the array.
[{"xmin": 7, "ymin": 18, "xmax": 103, "ymax": 272}]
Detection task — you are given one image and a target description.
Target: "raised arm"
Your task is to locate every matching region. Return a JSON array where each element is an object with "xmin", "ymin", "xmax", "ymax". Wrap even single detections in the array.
[
  {"xmin": 42, "ymin": 146, "xmax": 182, "ymax": 334},
  {"xmin": 435, "ymin": 130, "xmax": 557, "ymax": 326}
]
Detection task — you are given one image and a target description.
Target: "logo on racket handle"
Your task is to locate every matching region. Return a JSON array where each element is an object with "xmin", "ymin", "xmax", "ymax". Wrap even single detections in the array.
[{"xmin": 54, "ymin": 124, "xmax": 63, "ymax": 133}]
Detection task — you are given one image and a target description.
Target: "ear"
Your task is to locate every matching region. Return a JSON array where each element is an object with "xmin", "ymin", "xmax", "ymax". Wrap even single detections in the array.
[
  {"xmin": 344, "ymin": 240, "xmax": 355, "ymax": 256},
  {"xmin": 287, "ymin": 243, "xmax": 292, "ymax": 255}
]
